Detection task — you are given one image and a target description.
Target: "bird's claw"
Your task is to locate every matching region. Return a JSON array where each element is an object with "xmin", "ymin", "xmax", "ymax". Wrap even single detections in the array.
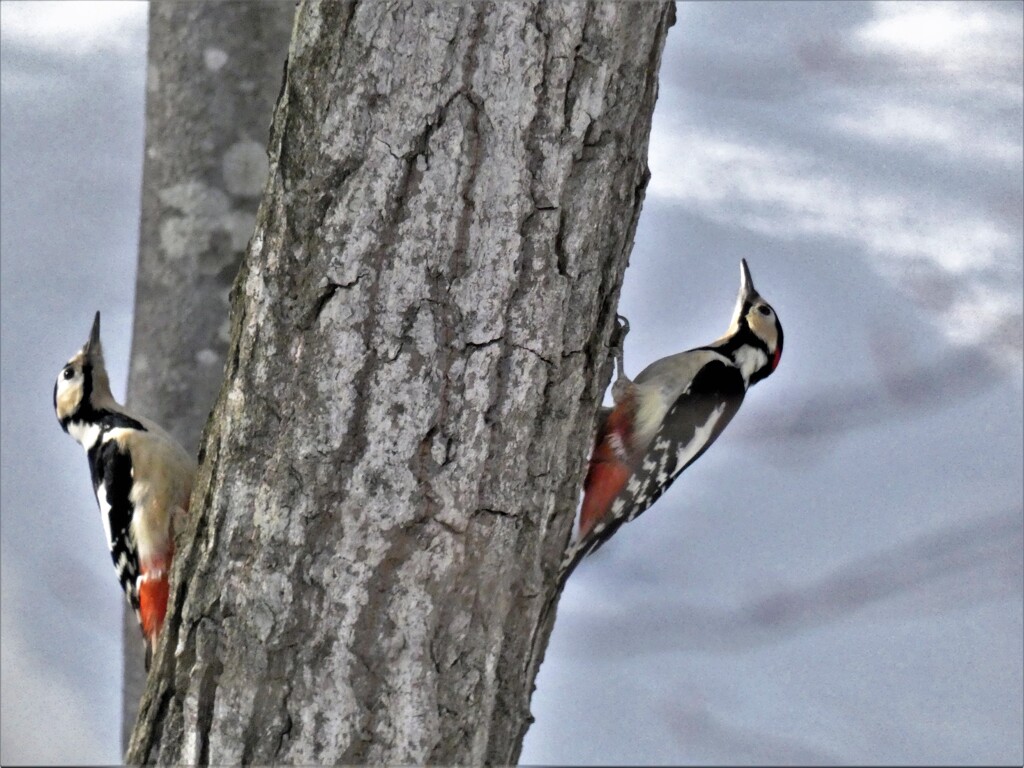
[
  {"xmin": 608, "ymin": 313, "xmax": 632, "ymax": 403},
  {"xmin": 615, "ymin": 313, "xmax": 630, "ymax": 339}
]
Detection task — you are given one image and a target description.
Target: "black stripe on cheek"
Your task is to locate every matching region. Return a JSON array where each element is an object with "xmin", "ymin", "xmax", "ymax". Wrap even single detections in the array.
[
  {"xmin": 738, "ymin": 307, "xmax": 752, "ymax": 332},
  {"xmin": 79, "ymin": 361, "xmax": 94, "ymax": 417},
  {"xmin": 716, "ymin": 325, "xmax": 771, "ymax": 360},
  {"xmin": 62, "ymin": 361, "xmax": 97, "ymax": 426}
]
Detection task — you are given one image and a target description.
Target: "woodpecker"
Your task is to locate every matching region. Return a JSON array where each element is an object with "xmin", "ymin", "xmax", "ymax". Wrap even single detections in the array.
[
  {"xmin": 563, "ymin": 259, "xmax": 783, "ymax": 576},
  {"xmin": 54, "ymin": 312, "xmax": 196, "ymax": 668}
]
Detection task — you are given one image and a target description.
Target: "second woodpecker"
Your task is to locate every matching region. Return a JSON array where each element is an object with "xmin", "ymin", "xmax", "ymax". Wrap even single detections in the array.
[{"xmin": 565, "ymin": 259, "xmax": 783, "ymax": 573}]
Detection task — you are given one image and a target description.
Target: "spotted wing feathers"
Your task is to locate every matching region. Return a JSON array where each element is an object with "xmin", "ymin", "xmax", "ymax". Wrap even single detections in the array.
[
  {"xmin": 567, "ymin": 360, "xmax": 746, "ymax": 572},
  {"xmin": 90, "ymin": 438, "xmax": 142, "ymax": 614}
]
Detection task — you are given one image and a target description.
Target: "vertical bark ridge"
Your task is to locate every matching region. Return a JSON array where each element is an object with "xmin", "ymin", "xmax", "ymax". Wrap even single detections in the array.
[
  {"xmin": 124, "ymin": 1, "xmax": 294, "ymax": 751},
  {"xmin": 127, "ymin": 1, "xmax": 674, "ymax": 764}
]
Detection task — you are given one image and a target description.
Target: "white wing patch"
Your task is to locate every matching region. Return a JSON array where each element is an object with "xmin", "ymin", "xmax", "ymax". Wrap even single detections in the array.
[
  {"xmin": 97, "ymin": 484, "xmax": 115, "ymax": 551},
  {"xmin": 673, "ymin": 403, "xmax": 727, "ymax": 476},
  {"xmin": 620, "ymin": 401, "xmax": 730, "ymax": 523}
]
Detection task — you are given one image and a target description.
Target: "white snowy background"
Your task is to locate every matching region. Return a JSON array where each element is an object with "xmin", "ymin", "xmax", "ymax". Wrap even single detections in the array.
[{"xmin": 1, "ymin": 2, "xmax": 1021, "ymax": 764}]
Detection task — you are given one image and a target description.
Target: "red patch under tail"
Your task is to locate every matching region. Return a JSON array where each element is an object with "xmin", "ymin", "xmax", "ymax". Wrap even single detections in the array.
[
  {"xmin": 137, "ymin": 547, "xmax": 173, "ymax": 662},
  {"xmin": 579, "ymin": 398, "xmax": 635, "ymax": 540}
]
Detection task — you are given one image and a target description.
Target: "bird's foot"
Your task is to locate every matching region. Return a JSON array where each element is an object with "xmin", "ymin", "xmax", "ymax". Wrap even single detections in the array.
[{"xmin": 609, "ymin": 313, "xmax": 632, "ymax": 403}]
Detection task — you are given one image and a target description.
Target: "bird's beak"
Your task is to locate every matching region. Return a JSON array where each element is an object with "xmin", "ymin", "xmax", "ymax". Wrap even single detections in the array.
[
  {"xmin": 84, "ymin": 311, "xmax": 101, "ymax": 354},
  {"xmin": 739, "ymin": 258, "xmax": 757, "ymax": 303},
  {"xmin": 728, "ymin": 259, "xmax": 759, "ymax": 330}
]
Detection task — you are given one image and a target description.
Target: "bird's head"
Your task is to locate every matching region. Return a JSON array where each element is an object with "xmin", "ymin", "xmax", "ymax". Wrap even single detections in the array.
[
  {"xmin": 54, "ymin": 311, "xmax": 114, "ymax": 432},
  {"xmin": 724, "ymin": 259, "xmax": 783, "ymax": 386}
]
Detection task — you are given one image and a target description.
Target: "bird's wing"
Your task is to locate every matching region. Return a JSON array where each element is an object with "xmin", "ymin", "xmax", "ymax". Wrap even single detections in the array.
[
  {"xmin": 90, "ymin": 437, "xmax": 142, "ymax": 616},
  {"xmin": 576, "ymin": 359, "xmax": 746, "ymax": 560}
]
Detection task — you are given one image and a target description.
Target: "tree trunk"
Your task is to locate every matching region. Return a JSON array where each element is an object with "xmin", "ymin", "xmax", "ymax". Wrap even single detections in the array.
[
  {"xmin": 127, "ymin": 1, "xmax": 674, "ymax": 764},
  {"xmin": 124, "ymin": 0, "xmax": 294, "ymax": 750}
]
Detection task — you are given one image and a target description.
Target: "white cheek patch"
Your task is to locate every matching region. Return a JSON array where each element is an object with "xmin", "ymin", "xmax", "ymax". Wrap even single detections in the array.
[
  {"xmin": 750, "ymin": 313, "xmax": 778, "ymax": 348},
  {"xmin": 747, "ymin": 312, "xmax": 779, "ymax": 360},
  {"xmin": 55, "ymin": 371, "xmax": 84, "ymax": 419}
]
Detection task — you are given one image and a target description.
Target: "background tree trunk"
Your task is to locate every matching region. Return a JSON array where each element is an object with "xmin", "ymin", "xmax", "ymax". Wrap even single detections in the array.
[
  {"xmin": 124, "ymin": 0, "xmax": 294, "ymax": 750},
  {"xmin": 127, "ymin": 1, "xmax": 673, "ymax": 764}
]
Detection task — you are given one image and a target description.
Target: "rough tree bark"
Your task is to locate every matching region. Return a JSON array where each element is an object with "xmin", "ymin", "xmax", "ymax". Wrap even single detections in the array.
[
  {"xmin": 127, "ymin": 1, "xmax": 674, "ymax": 764},
  {"xmin": 123, "ymin": 0, "xmax": 294, "ymax": 749}
]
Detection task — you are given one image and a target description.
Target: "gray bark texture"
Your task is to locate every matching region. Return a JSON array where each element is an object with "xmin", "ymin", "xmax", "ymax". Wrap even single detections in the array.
[
  {"xmin": 123, "ymin": 0, "xmax": 294, "ymax": 750},
  {"xmin": 127, "ymin": 1, "xmax": 674, "ymax": 764}
]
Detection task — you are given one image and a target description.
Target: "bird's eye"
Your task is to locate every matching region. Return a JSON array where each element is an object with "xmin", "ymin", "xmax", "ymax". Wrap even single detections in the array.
[
  {"xmin": 757, "ymin": 305, "xmax": 772, "ymax": 316},
  {"xmin": 63, "ymin": 367, "xmax": 75, "ymax": 380}
]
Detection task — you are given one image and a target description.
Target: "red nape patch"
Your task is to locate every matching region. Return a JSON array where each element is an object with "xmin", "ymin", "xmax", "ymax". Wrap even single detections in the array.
[{"xmin": 772, "ymin": 347, "xmax": 782, "ymax": 371}]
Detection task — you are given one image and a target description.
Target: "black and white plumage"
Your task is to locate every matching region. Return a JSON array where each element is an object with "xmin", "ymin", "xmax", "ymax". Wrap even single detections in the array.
[
  {"xmin": 563, "ymin": 259, "xmax": 783, "ymax": 577},
  {"xmin": 54, "ymin": 312, "xmax": 195, "ymax": 666}
]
